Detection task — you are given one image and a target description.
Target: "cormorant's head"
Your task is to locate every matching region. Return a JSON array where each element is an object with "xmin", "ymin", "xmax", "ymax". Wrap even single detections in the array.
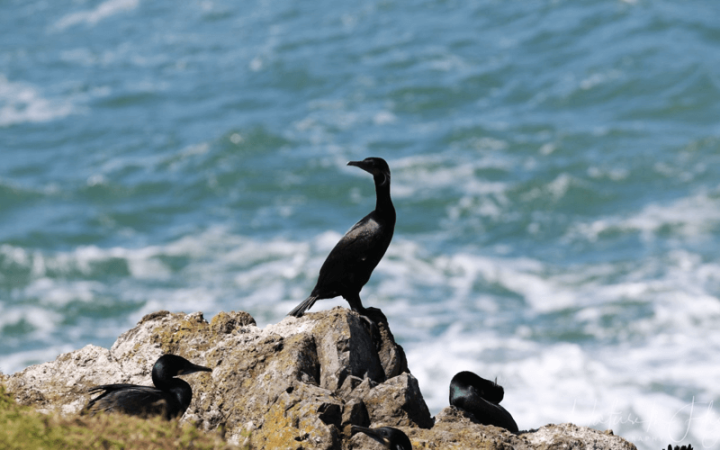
[
  {"xmin": 348, "ymin": 157, "xmax": 391, "ymax": 186},
  {"xmin": 152, "ymin": 354, "xmax": 213, "ymax": 381},
  {"xmin": 351, "ymin": 425, "xmax": 412, "ymax": 450},
  {"xmin": 450, "ymin": 371, "xmax": 504, "ymax": 405}
]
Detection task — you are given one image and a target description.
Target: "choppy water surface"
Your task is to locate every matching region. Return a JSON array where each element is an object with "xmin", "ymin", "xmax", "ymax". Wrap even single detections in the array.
[{"xmin": 2, "ymin": 1, "xmax": 720, "ymax": 448}]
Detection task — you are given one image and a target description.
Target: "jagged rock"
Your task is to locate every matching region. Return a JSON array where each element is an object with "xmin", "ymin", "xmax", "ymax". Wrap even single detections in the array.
[
  {"xmin": 388, "ymin": 407, "xmax": 637, "ymax": 450},
  {"xmin": 341, "ymin": 398, "xmax": 370, "ymax": 437},
  {"xmin": 1, "ymin": 308, "xmax": 637, "ymax": 450},
  {"xmin": 346, "ymin": 373, "xmax": 434, "ymax": 429}
]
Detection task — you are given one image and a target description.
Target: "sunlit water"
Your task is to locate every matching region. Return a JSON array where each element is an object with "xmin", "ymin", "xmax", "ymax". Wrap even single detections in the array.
[{"xmin": 2, "ymin": 1, "xmax": 720, "ymax": 448}]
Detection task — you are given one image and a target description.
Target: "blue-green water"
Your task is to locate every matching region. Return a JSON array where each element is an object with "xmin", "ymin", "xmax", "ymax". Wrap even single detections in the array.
[{"xmin": 2, "ymin": 1, "xmax": 720, "ymax": 447}]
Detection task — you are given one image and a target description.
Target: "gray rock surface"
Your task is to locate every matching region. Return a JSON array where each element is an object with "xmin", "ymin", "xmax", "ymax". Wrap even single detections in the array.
[
  {"xmin": 394, "ymin": 406, "xmax": 637, "ymax": 450},
  {"xmin": 1, "ymin": 308, "xmax": 636, "ymax": 450}
]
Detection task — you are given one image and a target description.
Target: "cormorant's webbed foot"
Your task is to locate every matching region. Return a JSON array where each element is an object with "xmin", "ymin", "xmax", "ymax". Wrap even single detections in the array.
[{"xmin": 347, "ymin": 295, "xmax": 375, "ymax": 329}]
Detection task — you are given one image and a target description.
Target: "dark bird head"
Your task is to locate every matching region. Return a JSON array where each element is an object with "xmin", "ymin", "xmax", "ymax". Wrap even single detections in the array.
[
  {"xmin": 152, "ymin": 354, "xmax": 212, "ymax": 386},
  {"xmin": 351, "ymin": 425, "xmax": 412, "ymax": 450},
  {"xmin": 450, "ymin": 371, "xmax": 504, "ymax": 405},
  {"xmin": 348, "ymin": 157, "xmax": 391, "ymax": 186}
]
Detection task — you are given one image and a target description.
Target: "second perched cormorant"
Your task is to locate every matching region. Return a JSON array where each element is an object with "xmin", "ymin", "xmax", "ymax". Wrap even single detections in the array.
[
  {"xmin": 84, "ymin": 354, "xmax": 212, "ymax": 420},
  {"xmin": 289, "ymin": 157, "xmax": 395, "ymax": 317},
  {"xmin": 351, "ymin": 425, "xmax": 412, "ymax": 450},
  {"xmin": 449, "ymin": 371, "xmax": 518, "ymax": 432}
]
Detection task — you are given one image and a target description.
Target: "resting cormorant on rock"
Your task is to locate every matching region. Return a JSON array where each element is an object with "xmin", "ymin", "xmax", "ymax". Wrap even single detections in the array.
[
  {"xmin": 83, "ymin": 354, "xmax": 212, "ymax": 420},
  {"xmin": 450, "ymin": 371, "xmax": 518, "ymax": 432},
  {"xmin": 288, "ymin": 157, "xmax": 395, "ymax": 317},
  {"xmin": 351, "ymin": 425, "xmax": 412, "ymax": 450}
]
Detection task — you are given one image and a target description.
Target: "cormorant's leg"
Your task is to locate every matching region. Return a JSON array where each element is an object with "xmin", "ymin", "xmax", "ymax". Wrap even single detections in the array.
[{"xmin": 345, "ymin": 292, "xmax": 367, "ymax": 314}]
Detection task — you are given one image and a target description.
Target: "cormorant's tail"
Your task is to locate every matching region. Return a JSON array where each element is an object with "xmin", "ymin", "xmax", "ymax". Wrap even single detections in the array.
[{"xmin": 288, "ymin": 295, "xmax": 318, "ymax": 317}]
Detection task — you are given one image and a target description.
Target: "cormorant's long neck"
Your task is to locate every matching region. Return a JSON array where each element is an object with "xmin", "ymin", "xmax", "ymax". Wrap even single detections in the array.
[
  {"xmin": 167, "ymin": 379, "xmax": 193, "ymax": 412},
  {"xmin": 153, "ymin": 370, "xmax": 190, "ymax": 399},
  {"xmin": 152, "ymin": 370, "xmax": 169, "ymax": 391},
  {"xmin": 373, "ymin": 174, "xmax": 395, "ymax": 222},
  {"xmin": 154, "ymin": 374, "xmax": 193, "ymax": 418}
]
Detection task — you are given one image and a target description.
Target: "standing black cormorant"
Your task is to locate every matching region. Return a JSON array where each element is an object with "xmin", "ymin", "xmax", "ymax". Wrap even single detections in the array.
[
  {"xmin": 351, "ymin": 425, "xmax": 412, "ymax": 450},
  {"xmin": 449, "ymin": 371, "xmax": 518, "ymax": 432},
  {"xmin": 84, "ymin": 354, "xmax": 212, "ymax": 420},
  {"xmin": 288, "ymin": 157, "xmax": 395, "ymax": 317}
]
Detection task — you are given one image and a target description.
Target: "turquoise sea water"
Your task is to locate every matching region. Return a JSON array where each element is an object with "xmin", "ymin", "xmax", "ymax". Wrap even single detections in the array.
[{"xmin": 2, "ymin": 1, "xmax": 720, "ymax": 448}]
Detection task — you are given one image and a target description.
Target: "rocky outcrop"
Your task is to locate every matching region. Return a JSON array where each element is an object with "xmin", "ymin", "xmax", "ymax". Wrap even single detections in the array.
[
  {"xmin": 1, "ymin": 308, "xmax": 636, "ymax": 450},
  {"xmin": 391, "ymin": 406, "xmax": 636, "ymax": 450}
]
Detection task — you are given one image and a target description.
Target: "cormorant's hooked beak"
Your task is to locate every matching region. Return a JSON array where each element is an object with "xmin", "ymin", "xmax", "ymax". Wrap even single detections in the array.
[
  {"xmin": 347, "ymin": 160, "xmax": 370, "ymax": 172},
  {"xmin": 351, "ymin": 426, "xmax": 389, "ymax": 446},
  {"xmin": 176, "ymin": 362, "xmax": 213, "ymax": 376}
]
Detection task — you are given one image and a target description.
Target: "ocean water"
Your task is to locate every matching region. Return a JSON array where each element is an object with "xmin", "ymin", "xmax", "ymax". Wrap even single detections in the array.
[{"xmin": 2, "ymin": 0, "xmax": 720, "ymax": 448}]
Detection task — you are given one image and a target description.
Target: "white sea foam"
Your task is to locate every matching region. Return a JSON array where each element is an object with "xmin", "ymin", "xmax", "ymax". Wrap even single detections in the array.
[
  {"xmin": 4, "ymin": 226, "xmax": 720, "ymax": 325},
  {"xmin": 0, "ymin": 75, "xmax": 74, "ymax": 127},
  {"xmin": 569, "ymin": 190, "xmax": 720, "ymax": 243},
  {"xmin": 23, "ymin": 278, "xmax": 103, "ymax": 306},
  {"xmin": 375, "ymin": 241, "xmax": 579, "ymax": 313},
  {"xmin": 0, "ymin": 305, "xmax": 62, "ymax": 339},
  {"xmin": 390, "ymin": 153, "xmax": 511, "ymax": 207},
  {"xmin": 53, "ymin": 0, "xmax": 140, "ymax": 31}
]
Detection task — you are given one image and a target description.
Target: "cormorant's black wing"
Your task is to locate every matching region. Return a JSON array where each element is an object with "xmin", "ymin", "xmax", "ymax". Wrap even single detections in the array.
[
  {"xmin": 453, "ymin": 392, "xmax": 518, "ymax": 433},
  {"xmin": 314, "ymin": 213, "xmax": 392, "ymax": 294},
  {"xmin": 85, "ymin": 384, "xmax": 169, "ymax": 417}
]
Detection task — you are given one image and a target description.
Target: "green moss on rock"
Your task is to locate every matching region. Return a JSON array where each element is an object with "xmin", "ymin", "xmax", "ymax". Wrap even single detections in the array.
[{"xmin": 0, "ymin": 386, "xmax": 240, "ymax": 450}]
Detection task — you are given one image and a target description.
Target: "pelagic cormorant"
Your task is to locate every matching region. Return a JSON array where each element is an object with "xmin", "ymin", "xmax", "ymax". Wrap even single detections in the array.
[
  {"xmin": 84, "ymin": 354, "xmax": 212, "ymax": 420},
  {"xmin": 351, "ymin": 425, "xmax": 412, "ymax": 450},
  {"xmin": 449, "ymin": 371, "xmax": 518, "ymax": 432},
  {"xmin": 289, "ymin": 157, "xmax": 395, "ymax": 317}
]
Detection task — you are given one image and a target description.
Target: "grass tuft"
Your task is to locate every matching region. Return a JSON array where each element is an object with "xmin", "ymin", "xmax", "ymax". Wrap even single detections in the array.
[{"xmin": 0, "ymin": 386, "xmax": 245, "ymax": 450}]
